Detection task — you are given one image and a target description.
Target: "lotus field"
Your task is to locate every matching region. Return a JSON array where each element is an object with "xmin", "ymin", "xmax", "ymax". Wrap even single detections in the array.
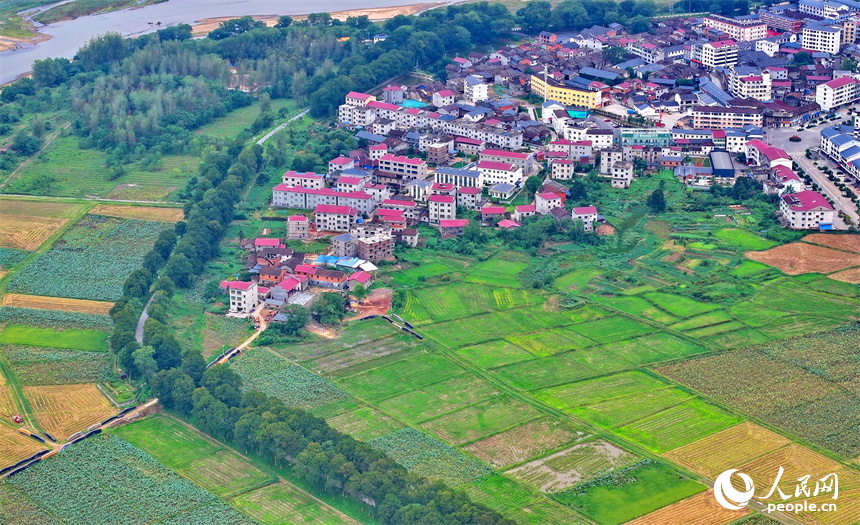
[
  {"xmin": 7, "ymin": 435, "xmax": 252, "ymax": 524},
  {"xmin": 8, "ymin": 215, "xmax": 170, "ymax": 302},
  {"xmin": 2, "ymin": 345, "xmax": 114, "ymax": 385}
]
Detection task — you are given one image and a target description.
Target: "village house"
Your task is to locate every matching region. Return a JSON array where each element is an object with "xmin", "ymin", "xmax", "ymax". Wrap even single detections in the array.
[
  {"xmin": 221, "ymin": 281, "xmax": 259, "ymax": 313},
  {"xmin": 513, "ymin": 204, "xmax": 536, "ymax": 221},
  {"xmin": 477, "ymin": 161, "xmax": 523, "ymax": 186},
  {"xmin": 314, "ymin": 204, "xmax": 358, "ymax": 232},
  {"xmin": 481, "ymin": 205, "xmax": 506, "ymax": 225},
  {"xmin": 438, "ymin": 218, "xmax": 470, "ymax": 238},
  {"xmin": 286, "ymin": 215, "xmax": 309, "ymax": 240},
  {"xmin": 282, "ymin": 171, "xmax": 326, "ymax": 189},
  {"xmin": 535, "ymin": 192, "xmax": 564, "ymax": 215},
  {"xmin": 779, "ymin": 191, "xmax": 835, "ymax": 229},
  {"xmin": 572, "ymin": 206, "xmax": 599, "ymax": 232},
  {"xmin": 456, "ymin": 186, "xmax": 483, "ymax": 210},
  {"xmin": 428, "ymin": 194, "xmax": 456, "ymax": 224},
  {"xmin": 611, "ymin": 161, "xmax": 634, "ymax": 189}
]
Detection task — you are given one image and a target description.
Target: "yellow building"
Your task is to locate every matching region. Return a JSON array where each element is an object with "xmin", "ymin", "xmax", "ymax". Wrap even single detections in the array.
[{"xmin": 530, "ymin": 75, "xmax": 601, "ymax": 109}]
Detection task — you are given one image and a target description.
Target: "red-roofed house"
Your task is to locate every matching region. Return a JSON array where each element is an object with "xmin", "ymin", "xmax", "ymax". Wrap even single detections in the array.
[
  {"xmin": 336, "ymin": 176, "xmax": 366, "ymax": 193},
  {"xmin": 481, "ymin": 206, "xmax": 506, "ymax": 225},
  {"xmin": 513, "ymin": 204, "xmax": 535, "ymax": 221},
  {"xmin": 328, "ymin": 156, "xmax": 355, "ymax": 173},
  {"xmin": 314, "ymin": 204, "xmax": 358, "ymax": 232},
  {"xmin": 433, "ymin": 89, "xmax": 456, "ymax": 107},
  {"xmin": 535, "ymin": 192, "xmax": 563, "ymax": 215},
  {"xmin": 779, "ymin": 191, "xmax": 834, "ymax": 229},
  {"xmin": 431, "ymin": 182, "xmax": 457, "ymax": 196},
  {"xmin": 221, "ymin": 281, "xmax": 259, "ymax": 313},
  {"xmin": 270, "ymin": 276, "xmax": 307, "ymax": 302},
  {"xmin": 254, "ymin": 238, "xmax": 284, "ymax": 250},
  {"xmin": 480, "ymin": 148, "xmax": 533, "ymax": 172},
  {"xmin": 347, "ymin": 270, "xmax": 374, "ymax": 289},
  {"xmin": 369, "ymin": 143, "xmax": 388, "ymax": 161},
  {"xmin": 746, "ymin": 139, "xmax": 791, "ymax": 169},
  {"xmin": 282, "ymin": 171, "xmax": 325, "ymax": 189},
  {"xmin": 429, "ymin": 194, "xmax": 456, "ymax": 224},
  {"xmin": 438, "ymin": 219, "xmax": 470, "ymax": 237},
  {"xmin": 551, "ymin": 158, "xmax": 575, "ymax": 180},
  {"xmin": 498, "ymin": 219, "xmax": 520, "ymax": 229},
  {"xmin": 477, "ymin": 160, "xmax": 523, "ymax": 185},
  {"xmin": 345, "ymin": 91, "xmax": 376, "ymax": 107},
  {"xmin": 457, "ymin": 186, "xmax": 483, "ymax": 210},
  {"xmin": 286, "ymin": 215, "xmax": 309, "ymax": 240},
  {"xmin": 772, "ymin": 165, "xmax": 805, "ymax": 194},
  {"xmin": 816, "ymin": 76, "xmax": 860, "ymax": 111},
  {"xmin": 572, "ymin": 206, "xmax": 599, "ymax": 232}
]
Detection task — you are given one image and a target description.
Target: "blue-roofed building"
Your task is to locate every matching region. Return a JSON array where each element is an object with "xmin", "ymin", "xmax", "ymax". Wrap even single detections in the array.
[
  {"xmin": 336, "ymin": 257, "xmax": 362, "ymax": 269},
  {"xmin": 579, "ymin": 67, "xmax": 620, "ymax": 81},
  {"xmin": 355, "ymin": 131, "xmax": 386, "ymax": 144},
  {"xmin": 434, "ymin": 167, "xmax": 483, "ymax": 187}
]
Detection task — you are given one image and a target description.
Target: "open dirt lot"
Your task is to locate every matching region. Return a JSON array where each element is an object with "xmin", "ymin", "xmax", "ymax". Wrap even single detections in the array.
[
  {"xmin": 90, "ymin": 205, "xmax": 184, "ymax": 222},
  {"xmin": 348, "ymin": 288, "xmax": 392, "ymax": 320},
  {"xmin": 1, "ymin": 294, "xmax": 114, "ymax": 315},
  {"xmin": 746, "ymin": 243, "xmax": 860, "ymax": 275},
  {"xmin": 802, "ymin": 233, "xmax": 860, "ymax": 253}
]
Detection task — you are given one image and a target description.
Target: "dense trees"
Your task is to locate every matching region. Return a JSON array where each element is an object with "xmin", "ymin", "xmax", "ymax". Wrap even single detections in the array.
[{"xmin": 517, "ymin": 0, "xmax": 664, "ymax": 34}]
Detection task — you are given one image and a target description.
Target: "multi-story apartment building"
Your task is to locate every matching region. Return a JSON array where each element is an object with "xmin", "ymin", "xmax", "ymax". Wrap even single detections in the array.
[
  {"xmin": 799, "ymin": 0, "xmax": 852, "ymax": 21},
  {"xmin": 476, "ymin": 160, "xmax": 523, "ymax": 185},
  {"xmin": 286, "ymin": 215, "xmax": 309, "ymax": 240},
  {"xmin": 432, "ymin": 89, "xmax": 456, "ymax": 107},
  {"xmin": 357, "ymin": 233, "xmax": 394, "ymax": 261},
  {"xmin": 704, "ymin": 15, "xmax": 767, "ymax": 41},
  {"xmin": 551, "ymin": 159, "xmax": 576, "ymax": 179},
  {"xmin": 692, "ymin": 106, "xmax": 763, "ymax": 129},
  {"xmin": 547, "ymin": 139, "xmax": 593, "ymax": 159},
  {"xmin": 618, "ymin": 128, "xmax": 673, "ymax": 147},
  {"xmin": 529, "ymin": 75, "xmax": 602, "ymax": 108},
  {"xmin": 759, "ymin": 9, "xmax": 803, "ymax": 33},
  {"xmin": 272, "ymin": 186, "xmax": 375, "ymax": 215},
  {"xmin": 282, "ymin": 171, "xmax": 325, "ymax": 189},
  {"xmin": 626, "ymin": 41, "xmax": 663, "ymax": 64},
  {"xmin": 464, "ymin": 75, "xmax": 489, "ymax": 103},
  {"xmin": 345, "ymin": 91, "xmax": 375, "ymax": 107},
  {"xmin": 700, "ymin": 40, "xmax": 739, "ymax": 69},
  {"xmin": 428, "ymin": 194, "xmax": 456, "ymax": 224},
  {"xmin": 456, "ymin": 187, "xmax": 483, "ymax": 210},
  {"xmin": 816, "ymin": 76, "xmax": 860, "ymax": 111},
  {"xmin": 600, "ymin": 148, "xmax": 623, "ymax": 175},
  {"xmin": 779, "ymin": 191, "xmax": 835, "ymax": 229},
  {"xmin": 434, "ymin": 167, "xmax": 483, "ymax": 188},
  {"xmin": 729, "ymin": 70, "xmax": 772, "ymax": 101},
  {"xmin": 802, "ymin": 23, "xmax": 842, "ymax": 53},
  {"xmin": 377, "ymin": 154, "xmax": 427, "ymax": 179},
  {"xmin": 572, "ymin": 206, "xmax": 598, "ymax": 232},
  {"xmin": 479, "ymin": 148, "xmax": 533, "ymax": 172},
  {"xmin": 222, "ymin": 281, "xmax": 259, "ymax": 313},
  {"xmin": 314, "ymin": 204, "xmax": 358, "ymax": 232},
  {"xmin": 611, "ymin": 161, "xmax": 634, "ymax": 188}
]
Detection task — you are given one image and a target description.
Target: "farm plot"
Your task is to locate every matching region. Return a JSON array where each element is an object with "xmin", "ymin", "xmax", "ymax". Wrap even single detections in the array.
[
  {"xmin": 655, "ymin": 348, "xmax": 860, "ymax": 458},
  {"xmin": 592, "ymin": 295, "xmax": 678, "ymax": 324},
  {"xmin": 231, "ymin": 482, "xmax": 359, "ymax": 525},
  {"xmin": 464, "ymin": 255, "xmax": 529, "ymax": 288},
  {"xmin": 7, "ymin": 435, "xmax": 251, "ymax": 524},
  {"xmin": 0, "ymin": 307, "xmax": 114, "ymax": 331},
  {"xmin": 201, "ymin": 316, "xmax": 251, "ymax": 359},
  {"xmin": 88, "ymin": 204, "xmax": 184, "ymax": 222},
  {"xmin": 3, "ymin": 345, "xmax": 114, "ymax": 385},
  {"xmin": 324, "ymin": 404, "xmax": 403, "ymax": 441},
  {"xmin": 401, "ymin": 290, "xmax": 432, "ymax": 324},
  {"xmin": 368, "ymin": 428, "xmax": 493, "ymax": 486},
  {"xmin": 746, "ymin": 242, "xmax": 860, "ymax": 275},
  {"xmin": 625, "ymin": 489, "xmax": 750, "ymax": 525},
  {"xmin": 507, "ymin": 329, "xmax": 594, "ymax": 356},
  {"xmin": 714, "ymin": 229, "xmax": 777, "ymax": 251},
  {"xmin": 702, "ymin": 328, "xmax": 772, "ymax": 350},
  {"xmin": 7, "ymin": 215, "xmax": 171, "ymax": 301},
  {"xmin": 0, "ymin": 248, "xmax": 27, "ymax": 268},
  {"xmin": 732, "ymin": 260, "xmax": 772, "ymax": 278},
  {"xmin": 304, "ymin": 332, "xmax": 423, "ymax": 377},
  {"xmin": 462, "ymin": 475, "xmax": 538, "ymax": 514},
  {"xmin": 504, "ymin": 499, "xmax": 594, "ymax": 525},
  {"xmin": 0, "ymin": 214, "xmax": 68, "ymax": 251},
  {"xmin": 377, "ymin": 372, "xmax": 499, "ymax": 422},
  {"xmin": 642, "ymin": 292, "xmax": 719, "ymax": 318},
  {"xmin": 0, "ymin": 325, "xmax": 108, "ymax": 352},
  {"xmin": 336, "ymin": 352, "xmax": 462, "ymax": 402},
  {"xmin": 464, "ymin": 418, "xmax": 586, "ymax": 469},
  {"xmin": 736, "ymin": 444, "xmax": 860, "ymax": 496},
  {"xmin": 554, "ymin": 267, "xmax": 602, "ymax": 291},
  {"xmin": 507, "ymin": 439, "xmax": 639, "ymax": 493},
  {"xmin": 0, "ymin": 484, "xmax": 60, "ymax": 525},
  {"xmin": 566, "ymin": 387, "xmax": 692, "ymax": 429},
  {"xmin": 1, "ymin": 294, "xmax": 114, "ymax": 315},
  {"xmin": 566, "ymin": 316, "xmax": 653, "ymax": 344},
  {"xmin": 794, "ymin": 488, "xmax": 860, "ymax": 525},
  {"xmin": 113, "ymin": 415, "xmax": 273, "ymax": 498},
  {"xmin": 828, "ymin": 266, "xmax": 860, "ymax": 284},
  {"xmin": 230, "ymin": 350, "xmax": 350, "ymax": 410},
  {"xmin": 802, "ymin": 233, "xmax": 860, "ymax": 253},
  {"xmin": 457, "ymin": 340, "xmax": 536, "ymax": 369},
  {"xmin": 534, "ymin": 371, "xmax": 673, "ymax": 411},
  {"xmin": 411, "ymin": 283, "xmax": 539, "ymax": 323},
  {"xmin": 270, "ymin": 318, "xmax": 402, "ymax": 362},
  {"xmin": 419, "ymin": 395, "xmax": 543, "ymax": 444},
  {"xmin": 554, "ymin": 461, "xmax": 705, "ymax": 525},
  {"xmin": 668, "ymin": 310, "xmax": 734, "ymax": 331},
  {"xmin": 0, "ymin": 425, "xmax": 48, "ymax": 469},
  {"xmin": 685, "ymin": 321, "xmax": 747, "ymax": 338},
  {"xmin": 388, "ymin": 261, "xmax": 459, "ymax": 287},
  {"xmin": 24, "ymin": 383, "xmax": 116, "ymax": 439},
  {"xmin": 664, "ymin": 422, "xmax": 790, "ymax": 477},
  {"xmin": 615, "ymin": 399, "xmax": 742, "ymax": 453}
]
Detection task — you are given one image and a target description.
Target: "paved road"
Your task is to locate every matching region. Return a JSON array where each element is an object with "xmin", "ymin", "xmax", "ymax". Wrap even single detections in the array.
[
  {"xmin": 767, "ymin": 124, "xmax": 859, "ymax": 228},
  {"xmin": 134, "ymin": 295, "xmax": 156, "ymax": 345},
  {"xmin": 256, "ymin": 108, "xmax": 310, "ymax": 145}
]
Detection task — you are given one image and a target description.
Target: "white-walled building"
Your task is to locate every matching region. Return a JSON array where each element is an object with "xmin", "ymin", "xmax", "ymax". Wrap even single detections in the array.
[
  {"xmin": 700, "ymin": 40, "xmax": 739, "ymax": 69},
  {"xmin": 704, "ymin": 15, "xmax": 767, "ymax": 41},
  {"xmin": 428, "ymin": 194, "xmax": 456, "ymax": 223},
  {"xmin": 282, "ymin": 171, "xmax": 325, "ymax": 189},
  {"xmin": 477, "ymin": 160, "xmax": 523, "ymax": 185},
  {"xmin": 464, "ymin": 75, "xmax": 490, "ymax": 103},
  {"xmin": 535, "ymin": 192, "xmax": 564, "ymax": 215},
  {"xmin": 572, "ymin": 206, "xmax": 598, "ymax": 232},
  {"xmin": 779, "ymin": 191, "xmax": 835, "ymax": 229},
  {"xmin": 816, "ymin": 76, "xmax": 860, "ymax": 111},
  {"xmin": 314, "ymin": 204, "xmax": 358, "ymax": 232},
  {"xmin": 222, "ymin": 281, "xmax": 259, "ymax": 313},
  {"xmin": 802, "ymin": 23, "xmax": 842, "ymax": 54},
  {"xmin": 377, "ymin": 154, "xmax": 428, "ymax": 179}
]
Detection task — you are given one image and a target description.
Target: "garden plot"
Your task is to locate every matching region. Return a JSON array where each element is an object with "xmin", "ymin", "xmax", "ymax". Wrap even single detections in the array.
[
  {"xmin": 3, "ymin": 345, "xmax": 114, "ymax": 385},
  {"xmin": 231, "ymin": 482, "xmax": 359, "ymax": 525},
  {"xmin": 664, "ymin": 422, "xmax": 790, "ymax": 477},
  {"xmin": 462, "ymin": 475, "xmax": 538, "ymax": 514},
  {"xmin": 507, "ymin": 439, "xmax": 638, "ymax": 493},
  {"xmin": 464, "ymin": 418, "xmax": 586, "ymax": 469}
]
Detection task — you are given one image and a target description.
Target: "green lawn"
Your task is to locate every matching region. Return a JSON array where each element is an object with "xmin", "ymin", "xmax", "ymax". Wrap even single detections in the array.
[
  {"xmin": 554, "ymin": 462, "xmax": 706, "ymax": 525},
  {"xmin": 0, "ymin": 324, "xmax": 108, "ymax": 352}
]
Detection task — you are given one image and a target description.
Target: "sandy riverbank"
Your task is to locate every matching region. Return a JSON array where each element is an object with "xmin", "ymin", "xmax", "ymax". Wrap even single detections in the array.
[{"xmin": 191, "ymin": 2, "xmax": 445, "ymax": 36}]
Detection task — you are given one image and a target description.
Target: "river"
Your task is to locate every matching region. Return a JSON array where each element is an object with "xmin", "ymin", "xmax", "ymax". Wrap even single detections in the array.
[{"xmin": 0, "ymin": 0, "xmax": 456, "ymax": 84}]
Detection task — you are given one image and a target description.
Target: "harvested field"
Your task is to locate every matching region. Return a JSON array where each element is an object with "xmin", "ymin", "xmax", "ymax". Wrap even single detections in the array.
[
  {"xmin": 829, "ymin": 267, "xmax": 860, "ymax": 284},
  {"xmin": 737, "ymin": 444, "xmax": 860, "ymax": 496},
  {"xmin": 507, "ymin": 439, "xmax": 638, "ymax": 493},
  {"xmin": 664, "ymin": 422, "xmax": 790, "ymax": 477},
  {"xmin": 802, "ymin": 233, "xmax": 860, "ymax": 253},
  {"xmin": 88, "ymin": 204, "xmax": 184, "ymax": 222},
  {"xmin": 0, "ymin": 425, "xmax": 47, "ymax": 468},
  {"xmin": 746, "ymin": 243, "xmax": 860, "ymax": 275},
  {"xmin": 1, "ymin": 294, "xmax": 114, "ymax": 315},
  {"xmin": 625, "ymin": 489, "xmax": 750, "ymax": 525},
  {"xmin": 0, "ymin": 214, "xmax": 68, "ymax": 250},
  {"xmin": 0, "ymin": 199, "xmax": 80, "ymax": 218},
  {"xmin": 464, "ymin": 418, "xmax": 585, "ymax": 469},
  {"xmin": 794, "ymin": 488, "xmax": 860, "ymax": 525},
  {"xmin": 24, "ymin": 383, "xmax": 116, "ymax": 438}
]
